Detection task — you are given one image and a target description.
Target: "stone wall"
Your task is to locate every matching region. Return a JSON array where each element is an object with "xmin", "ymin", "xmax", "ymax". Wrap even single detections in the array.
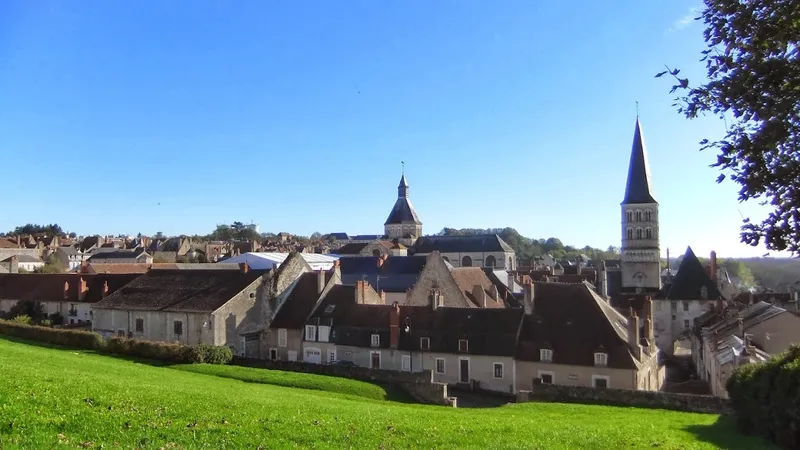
[
  {"xmin": 516, "ymin": 383, "xmax": 730, "ymax": 414},
  {"xmin": 231, "ymin": 356, "xmax": 454, "ymax": 406}
]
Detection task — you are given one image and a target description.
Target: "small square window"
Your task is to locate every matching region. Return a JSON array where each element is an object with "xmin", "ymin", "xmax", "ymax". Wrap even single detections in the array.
[
  {"xmin": 458, "ymin": 339, "xmax": 469, "ymax": 352},
  {"xmin": 540, "ymin": 348, "xmax": 553, "ymax": 362},
  {"xmin": 593, "ymin": 376, "xmax": 609, "ymax": 388},
  {"xmin": 173, "ymin": 321, "xmax": 183, "ymax": 335},
  {"xmin": 493, "ymin": 363, "xmax": 504, "ymax": 379},
  {"xmin": 435, "ymin": 358, "xmax": 445, "ymax": 374},
  {"xmin": 539, "ymin": 372, "xmax": 553, "ymax": 384},
  {"xmin": 371, "ymin": 334, "xmax": 380, "ymax": 347},
  {"xmin": 420, "ymin": 337, "xmax": 430, "ymax": 350},
  {"xmin": 269, "ymin": 349, "xmax": 278, "ymax": 360}
]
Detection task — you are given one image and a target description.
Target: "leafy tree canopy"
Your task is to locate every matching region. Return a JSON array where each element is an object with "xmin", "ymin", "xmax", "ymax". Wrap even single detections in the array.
[
  {"xmin": 659, "ymin": 0, "xmax": 800, "ymax": 255},
  {"xmin": 8, "ymin": 223, "xmax": 64, "ymax": 236}
]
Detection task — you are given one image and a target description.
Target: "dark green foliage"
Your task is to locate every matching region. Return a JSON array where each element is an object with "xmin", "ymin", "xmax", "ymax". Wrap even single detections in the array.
[
  {"xmin": 0, "ymin": 319, "xmax": 104, "ymax": 349},
  {"xmin": 2, "ymin": 300, "xmax": 47, "ymax": 323},
  {"xmin": 188, "ymin": 344, "xmax": 233, "ymax": 364},
  {"xmin": 726, "ymin": 345, "xmax": 800, "ymax": 447},
  {"xmin": 8, "ymin": 223, "xmax": 64, "ymax": 236},
  {"xmin": 103, "ymin": 337, "xmax": 193, "ymax": 363},
  {"xmin": 659, "ymin": 0, "xmax": 800, "ymax": 255}
]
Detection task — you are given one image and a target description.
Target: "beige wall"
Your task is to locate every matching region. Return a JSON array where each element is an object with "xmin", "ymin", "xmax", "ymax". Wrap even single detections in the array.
[
  {"xmin": 211, "ymin": 277, "xmax": 268, "ymax": 355},
  {"xmin": 516, "ymin": 361, "xmax": 639, "ymax": 391},
  {"xmin": 653, "ymin": 299, "xmax": 714, "ymax": 353},
  {"xmin": 92, "ymin": 308, "xmax": 213, "ymax": 345},
  {"xmin": 266, "ymin": 328, "xmax": 304, "ymax": 361},
  {"xmin": 405, "ymin": 255, "xmax": 469, "ymax": 307},
  {"xmin": 749, "ymin": 312, "xmax": 800, "ymax": 354}
]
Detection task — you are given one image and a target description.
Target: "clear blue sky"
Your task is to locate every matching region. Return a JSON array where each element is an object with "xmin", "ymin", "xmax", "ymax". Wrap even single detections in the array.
[{"xmin": 0, "ymin": 1, "xmax": 781, "ymax": 258}]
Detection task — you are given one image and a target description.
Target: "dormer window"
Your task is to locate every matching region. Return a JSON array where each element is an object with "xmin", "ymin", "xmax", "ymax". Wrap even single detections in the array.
[
  {"xmin": 420, "ymin": 337, "xmax": 430, "ymax": 350},
  {"xmin": 540, "ymin": 348, "xmax": 553, "ymax": 362},
  {"xmin": 371, "ymin": 334, "xmax": 380, "ymax": 347},
  {"xmin": 594, "ymin": 352, "xmax": 608, "ymax": 366},
  {"xmin": 700, "ymin": 286, "xmax": 709, "ymax": 300},
  {"xmin": 458, "ymin": 339, "xmax": 469, "ymax": 352}
]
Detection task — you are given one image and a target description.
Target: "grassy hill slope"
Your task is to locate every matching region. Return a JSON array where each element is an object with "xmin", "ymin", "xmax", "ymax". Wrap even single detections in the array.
[{"xmin": 0, "ymin": 338, "xmax": 772, "ymax": 449}]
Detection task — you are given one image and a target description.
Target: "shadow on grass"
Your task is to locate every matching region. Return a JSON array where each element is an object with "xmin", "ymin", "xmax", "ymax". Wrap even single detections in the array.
[{"xmin": 684, "ymin": 415, "xmax": 778, "ymax": 450}]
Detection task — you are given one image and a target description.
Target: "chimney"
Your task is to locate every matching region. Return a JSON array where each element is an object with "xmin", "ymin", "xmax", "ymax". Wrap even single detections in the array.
[
  {"xmin": 576, "ymin": 264, "xmax": 582, "ymax": 275},
  {"xmin": 238, "ymin": 262, "xmax": 249, "ymax": 274},
  {"xmin": 666, "ymin": 247, "xmax": 671, "ymax": 271},
  {"xmin": 63, "ymin": 281, "xmax": 70, "ymax": 300},
  {"xmin": 507, "ymin": 271, "xmax": 515, "ymax": 293},
  {"xmin": 317, "ymin": 269, "xmax": 326, "ymax": 294},
  {"xmin": 16, "ymin": 235, "xmax": 20, "ymax": 247},
  {"xmin": 80, "ymin": 260, "xmax": 88, "ymax": 273},
  {"xmin": 710, "ymin": 251, "xmax": 718, "ymax": 281},
  {"xmin": 628, "ymin": 311, "xmax": 642, "ymax": 360},
  {"xmin": 490, "ymin": 284, "xmax": 499, "ymax": 302},
  {"xmin": 522, "ymin": 282, "xmax": 534, "ymax": 315},
  {"xmin": 429, "ymin": 288, "xmax": 442, "ymax": 310},
  {"xmin": 738, "ymin": 318, "xmax": 744, "ymax": 338},
  {"xmin": 389, "ymin": 301, "xmax": 400, "ymax": 349},
  {"xmin": 380, "ymin": 290, "xmax": 386, "ymax": 303},
  {"xmin": 79, "ymin": 277, "xmax": 89, "ymax": 301},
  {"xmin": 102, "ymin": 280, "xmax": 109, "ymax": 298},
  {"xmin": 333, "ymin": 259, "xmax": 341, "ymax": 278},
  {"xmin": 377, "ymin": 257, "xmax": 384, "ymax": 268},
  {"xmin": 600, "ymin": 261, "xmax": 608, "ymax": 299},
  {"xmin": 9, "ymin": 255, "xmax": 18, "ymax": 273},
  {"xmin": 749, "ymin": 291, "xmax": 755, "ymax": 305},
  {"xmin": 473, "ymin": 285, "xmax": 487, "ymax": 308},
  {"xmin": 355, "ymin": 280, "xmax": 368, "ymax": 304}
]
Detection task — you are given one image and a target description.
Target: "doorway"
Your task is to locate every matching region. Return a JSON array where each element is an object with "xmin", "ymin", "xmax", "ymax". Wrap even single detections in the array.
[{"xmin": 459, "ymin": 358, "xmax": 470, "ymax": 383}]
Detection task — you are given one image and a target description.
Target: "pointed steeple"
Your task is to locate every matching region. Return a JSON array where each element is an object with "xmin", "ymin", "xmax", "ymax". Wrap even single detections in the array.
[
  {"xmin": 622, "ymin": 118, "xmax": 657, "ymax": 204},
  {"xmin": 398, "ymin": 173, "xmax": 409, "ymax": 198}
]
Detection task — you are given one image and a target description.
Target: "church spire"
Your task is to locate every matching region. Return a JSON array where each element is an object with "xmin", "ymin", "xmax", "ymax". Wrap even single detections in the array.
[
  {"xmin": 622, "ymin": 117, "xmax": 657, "ymax": 205},
  {"xmin": 398, "ymin": 162, "xmax": 409, "ymax": 198}
]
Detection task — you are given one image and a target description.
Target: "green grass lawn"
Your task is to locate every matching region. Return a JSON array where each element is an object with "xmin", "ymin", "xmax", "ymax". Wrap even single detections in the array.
[{"xmin": 0, "ymin": 337, "xmax": 773, "ymax": 449}]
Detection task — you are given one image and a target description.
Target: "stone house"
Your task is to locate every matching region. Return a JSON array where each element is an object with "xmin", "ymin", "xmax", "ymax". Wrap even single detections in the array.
[
  {"xmin": 334, "ymin": 240, "xmax": 394, "ymax": 258},
  {"xmin": 87, "ymin": 250, "xmax": 153, "ymax": 265},
  {"xmin": 54, "ymin": 246, "xmax": 88, "ymax": 271},
  {"xmin": 92, "ymin": 264, "xmax": 270, "ymax": 354},
  {"xmin": 692, "ymin": 301, "xmax": 800, "ymax": 397},
  {"xmin": 411, "ymin": 235, "xmax": 516, "ymax": 270},
  {"xmin": 0, "ymin": 273, "xmax": 139, "ymax": 324},
  {"xmin": 651, "ymin": 246, "xmax": 723, "ymax": 354},
  {"xmin": 148, "ymin": 237, "xmax": 194, "ymax": 263},
  {"xmin": 515, "ymin": 282, "xmax": 663, "ymax": 392},
  {"xmin": 0, "ymin": 255, "xmax": 44, "ymax": 273}
]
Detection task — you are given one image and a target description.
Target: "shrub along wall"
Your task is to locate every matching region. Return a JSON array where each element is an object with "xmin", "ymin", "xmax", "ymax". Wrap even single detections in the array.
[
  {"xmin": 0, "ymin": 320, "xmax": 232, "ymax": 365},
  {"xmin": 516, "ymin": 383, "xmax": 731, "ymax": 415},
  {"xmin": 726, "ymin": 345, "xmax": 800, "ymax": 449}
]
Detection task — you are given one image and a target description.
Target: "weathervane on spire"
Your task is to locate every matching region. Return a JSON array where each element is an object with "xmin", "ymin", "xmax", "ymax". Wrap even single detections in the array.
[{"xmin": 401, "ymin": 161, "xmax": 405, "ymax": 175}]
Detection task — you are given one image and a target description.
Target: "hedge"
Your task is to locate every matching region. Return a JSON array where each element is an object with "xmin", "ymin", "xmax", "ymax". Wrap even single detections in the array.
[
  {"xmin": 0, "ymin": 320, "xmax": 233, "ymax": 365},
  {"xmin": 726, "ymin": 345, "xmax": 800, "ymax": 449},
  {"xmin": 0, "ymin": 319, "xmax": 103, "ymax": 350}
]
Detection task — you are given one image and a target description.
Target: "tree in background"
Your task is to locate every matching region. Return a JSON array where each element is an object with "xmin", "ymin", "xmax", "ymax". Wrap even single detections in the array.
[
  {"xmin": 8, "ymin": 223, "xmax": 64, "ymax": 236},
  {"xmin": 659, "ymin": 0, "xmax": 800, "ymax": 255},
  {"xmin": 34, "ymin": 255, "xmax": 64, "ymax": 274}
]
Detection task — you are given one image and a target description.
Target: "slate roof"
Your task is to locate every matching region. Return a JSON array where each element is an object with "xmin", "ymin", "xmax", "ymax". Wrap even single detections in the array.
[
  {"xmin": 662, "ymin": 247, "xmax": 723, "ymax": 300},
  {"xmin": 327, "ymin": 233, "xmax": 349, "ymax": 240},
  {"xmin": 516, "ymin": 282, "xmax": 641, "ymax": 370},
  {"xmin": 88, "ymin": 250, "xmax": 148, "ymax": 261},
  {"xmin": 93, "ymin": 268, "xmax": 268, "ymax": 312},
  {"xmin": 339, "ymin": 256, "xmax": 428, "ymax": 293},
  {"xmin": 622, "ymin": 118, "xmax": 657, "ymax": 204},
  {"xmin": 412, "ymin": 234, "xmax": 514, "ymax": 254},
  {"xmin": 384, "ymin": 198, "xmax": 422, "ymax": 225},
  {"xmin": 334, "ymin": 243, "xmax": 369, "ymax": 255},
  {"xmin": 270, "ymin": 272, "xmax": 328, "ymax": 329},
  {"xmin": 58, "ymin": 246, "xmax": 80, "ymax": 256},
  {"xmin": 350, "ymin": 235, "xmax": 382, "ymax": 241},
  {"xmin": 2, "ymin": 255, "xmax": 42, "ymax": 263}
]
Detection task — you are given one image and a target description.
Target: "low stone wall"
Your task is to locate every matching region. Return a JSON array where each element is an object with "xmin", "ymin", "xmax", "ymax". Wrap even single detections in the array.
[
  {"xmin": 231, "ymin": 356, "xmax": 454, "ymax": 407},
  {"xmin": 516, "ymin": 383, "xmax": 731, "ymax": 414}
]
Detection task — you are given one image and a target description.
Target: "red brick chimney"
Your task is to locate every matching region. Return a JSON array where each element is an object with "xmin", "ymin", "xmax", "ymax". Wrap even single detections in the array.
[
  {"xmin": 710, "ymin": 251, "xmax": 718, "ymax": 281},
  {"xmin": 377, "ymin": 257, "xmax": 384, "ymax": 268},
  {"xmin": 317, "ymin": 269, "xmax": 326, "ymax": 294},
  {"xmin": 78, "ymin": 277, "xmax": 89, "ymax": 301},
  {"xmin": 9, "ymin": 255, "xmax": 18, "ymax": 273},
  {"xmin": 627, "ymin": 311, "xmax": 642, "ymax": 360},
  {"xmin": 239, "ymin": 262, "xmax": 249, "ymax": 274},
  {"xmin": 102, "ymin": 280, "xmax": 109, "ymax": 298},
  {"xmin": 389, "ymin": 301, "xmax": 400, "ymax": 349},
  {"xmin": 380, "ymin": 290, "xmax": 386, "ymax": 303},
  {"xmin": 63, "ymin": 281, "xmax": 70, "ymax": 300}
]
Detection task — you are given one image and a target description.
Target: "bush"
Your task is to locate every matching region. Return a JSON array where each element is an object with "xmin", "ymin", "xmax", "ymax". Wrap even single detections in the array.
[
  {"xmin": 727, "ymin": 345, "xmax": 800, "ymax": 448},
  {"xmin": 101, "ymin": 338, "xmax": 231, "ymax": 365},
  {"xmin": 0, "ymin": 319, "xmax": 104, "ymax": 350},
  {"xmin": 12, "ymin": 315, "xmax": 32, "ymax": 325},
  {"xmin": 189, "ymin": 344, "xmax": 233, "ymax": 365}
]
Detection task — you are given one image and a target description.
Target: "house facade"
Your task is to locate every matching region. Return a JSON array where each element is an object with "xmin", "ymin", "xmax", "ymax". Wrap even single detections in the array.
[
  {"xmin": 87, "ymin": 250, "xmax": 153, "ymax": 265},
  {"xmin": 55, "ymin": 246, "xmax": 87, "ymax": 271}
]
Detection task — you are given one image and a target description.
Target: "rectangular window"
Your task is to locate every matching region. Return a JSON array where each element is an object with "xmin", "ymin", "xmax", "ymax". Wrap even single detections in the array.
[
  {"xmin": 682, "ymin": 301, "xmax": 689, "ymax": 311},
  {"xmin": 116, "ymin": 329, "xmax": 125, "ymax": 337},
  {"xmin": 593, "ymin": 375, "xmax": 609, "ymax": 388},
  {"xmin": 493, "ymin": 363, "xmax": 504, "ymax": 379},
  {"xmin": 538, "ymin": 371, "xmax": 554, "ymax": 385},
  {"xmin": 540, "ymin": 349, "xmax": 553, "ymax": 362},
  {"xmin": 371, "ymin": 334, "xmax": 380, "ymax": 347},
  {"xmin": 135, "ymin": 318, "xmax": 144, "ymax": 333},
  {"xmin": 327, "ymin": 349, "xmax": 336, "ymax": 364},
  {"xmin": 305, "ymin": 325, "xmax": 316, "ymax": 341},
  {"xmin": 435, "ymin": 358, "xmax": 445, "ymax": 374},
  {"xmin": 278, "ymin": 328, "xmax": 287, "ymax": 347},
  {"xmin": 594, "ymin": 353, "xmax": 608, "ymax": 366},
  {"xmin": 458, "ymin": 339, "xmax": 469, "ymax": 352},
  {"xmin": 684, "ymin": 319, "xmax": 690, "ymax": 329},
  {"xmin": 370, "ymin": 351, "xmax": 381, "ymax": 369},
  {"xmin": 269, "ymin": 349, "xmax": 278, "ymax": 360},
  {"xmin": 173, "ymin": 321, "xmax": 183, "ymax": 335},
  {"xmin": 401, "ymin": 355, "xmax": 411, "ymax": 371},
  {"xmin": 420, "ymin": 337, "xmax": 430, "ymax": 350},
  {"xmin": 671, "ymin": 302, "xmax": 677, "ymax": 313}
]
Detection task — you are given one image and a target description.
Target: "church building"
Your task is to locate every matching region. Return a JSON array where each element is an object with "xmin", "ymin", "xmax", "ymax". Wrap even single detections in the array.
[{"xmin": 384, "ymin": 173, "xmax": 423, "ymax": 247}]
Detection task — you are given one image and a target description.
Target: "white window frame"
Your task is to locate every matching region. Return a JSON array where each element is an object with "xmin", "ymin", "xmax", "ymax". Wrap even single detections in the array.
[
  {"xmin": 458, "ymin": 339, "xmax": 469, "ymax": 352},
  {"xmin": 269, "ymin": 348, "xmax": 278, "ymax": 360},
  {"xmin": 278, "ymin": 328, "xmax": 287, "ymax": 347},
  {"xmin": 493, "ymin": 362, "xmax": 504, "ymax": 379},
  {"xmin": 435, "ymin": 357, "xmax": 446, "ymax": 375},
  {"xmin": 592, "ymin": 375, "xmax": 610, "ymax": 388},
  {"xmin": 327, "ymin": 348, "xmax": 337, "ymax": 364},
  {"xmin": 594, "ymin": 352, "xmax": 608, "ymax": 366},
  {"xmin": 540, "ymin": 348, "xmax": 553, "ymax": 362},
  {"xmin": 370, "ymin": 350, "xmax": 381, "ymax": 369},
  {"xmin": 538, "ymin": 370, "xmax": 555, "ymax": 385},
  {"xmin": 420, "ymin": 337, "xmax": 430, "ymax": 350},
  {"xmin": 401, "ymin": 354, "xmax": 411, "ymax": 372},
  {"xmin": 305, "ymin": 325, "xmax": 316, "ymax": 342},
  {"xmin": 371, "ymin": 334, "xmax": 380, "ymax": 347}
]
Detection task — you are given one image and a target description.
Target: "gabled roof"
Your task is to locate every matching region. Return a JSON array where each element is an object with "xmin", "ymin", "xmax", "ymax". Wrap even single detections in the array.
[
  {"xmin": 270, "ymin": 272, "xmax": 328, "ymax": 329},
  {"xmin": 339, "ymin": 255, "xmax": 428, "ymax": 293},
  {"xmin": 449, "ymin": 267, "xmax": 504, "ymax": 308},
  {"xmin": 622, "ymin": 118, "xmax": 657, "ymax": 205},
  {"xmin": 703, "ymin": 301, "xmax": 788, "ymax": 341},
  {"xmin": 663, "ymin": 247, "xmax": 722, "ymax": 300},
  {"xmin": 88, "ymin": 250, "xmax": 149, "ymax": 261},
  {"xmin": 412, "ymin": 234, "xmax": 514, "ymax": 254},
  {"xmin": 93, "ymin": 268, "xmax": 268, "ymax": 312},
  {"xmin": 517, "ymin": 282, "xmax": 641, "ymax": 370},
  {"xmin": 2, "ymin": 255, "xmax": 42, "ymax": 263},
  {"xmin": 334, "ymin": 243, "xmax": 369, "ymax": 255}
]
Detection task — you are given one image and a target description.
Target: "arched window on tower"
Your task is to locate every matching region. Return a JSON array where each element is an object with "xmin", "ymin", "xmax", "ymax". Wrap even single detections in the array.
[
  {"xmin": 485, "ymin": 255, "xmax": 496, "ymax": 268},
  {"xmin": 627, "ymin": 211, "xmax": 633, "ymax": 222},
  {"xmin": 461, "ymin": 256, "xmax": 472, "ymax": 267},
  {"xmin": 636, "ymin": 210, "xmax": 642, "ymax": 221},
  {"xmin": 645, "ymin": 210, "xmax": 652, "ymax": 221},
  {"xmin": 645, "ymin": 228, "xmax": 652, "ymax": 239},
  {"xmin": 627, "ymin": 228, "xmax": 633, "ymax": 240},
  {"xmin": 636, "ymin": 228, "xmax": 643, "ymax": 239}
]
